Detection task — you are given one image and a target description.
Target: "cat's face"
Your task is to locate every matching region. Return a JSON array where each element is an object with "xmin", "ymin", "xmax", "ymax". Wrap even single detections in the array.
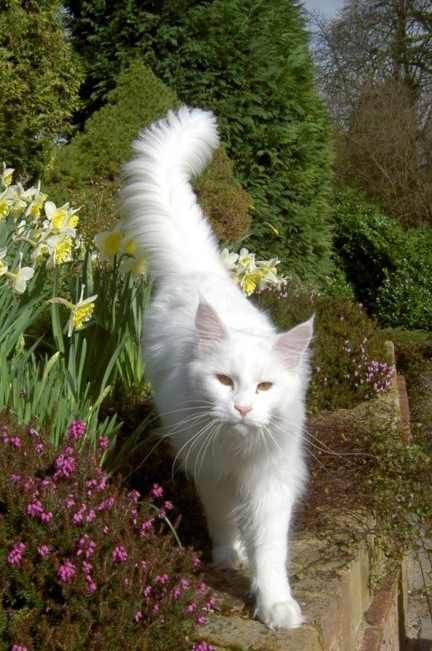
[{"xmin": 189, "ymin": 302, "xmax": 313, "ymax": 434}]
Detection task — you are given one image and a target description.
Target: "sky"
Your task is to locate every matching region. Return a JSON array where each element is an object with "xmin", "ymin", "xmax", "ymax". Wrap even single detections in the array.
[{"xmin": 302, "ymin": 0, "xmax": 345, "ymax": 18}]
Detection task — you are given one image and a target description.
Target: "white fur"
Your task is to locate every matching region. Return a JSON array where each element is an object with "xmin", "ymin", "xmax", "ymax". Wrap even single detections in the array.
[{"xmin": 122, "ymin": 107, "xmax": 313, "ymax": 629}]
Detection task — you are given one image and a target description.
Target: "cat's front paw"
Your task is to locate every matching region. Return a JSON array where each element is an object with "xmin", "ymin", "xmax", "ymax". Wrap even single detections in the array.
[{"xmin": 255, "ymin": 597, "xmax": 303, "ymax": 630}]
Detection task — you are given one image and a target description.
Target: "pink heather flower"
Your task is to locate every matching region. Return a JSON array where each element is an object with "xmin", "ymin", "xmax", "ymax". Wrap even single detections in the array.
[
  {"xmin": 205, "ymin": 596, "xmax": 217, "ymax": 611},
  {"xmin": 186, "ymin": 601, "xmax": 197, "ymax": 613},
  {"xmin": 82, "ymin": 561, "xmax": 92, "ymax": 574},
  {"xmin": 98, "ymin": 435, "xmax": 109, "ymax": 450},
  {"xmin": 37, "ymin": 544, "xmax": 50, "ymax": 557},
  {"xmin": 112, "ymin": 545, "xmax": 128, "ymax": 563},
  {"xmin": 54, "ymin": 451, "xmax": 76, "ymax": 478},
  {"xmin": 172, "ymin": 587, "xmax": 182, "ymax": 600},
  {"xmin": 97, "ymin": 496, "xmax": 115, "ymax": 511},
  {"xmin": 140, "ymin": 519, "xmax": 154, "ymax": 535},
  {"xmin": 102, "ymin": 525, "xmax": 109, "ymax": 535},
  {"xmin": 157, "ymin": 508, "xmax": 167, "ymax": 519},
  {"xmin": 27, "ymin": 499, "xmax": 44, "ymax": 518},
  {"xmin": 197, "ymin": 582, "xmax": 208, "ymax": 594},
  {"xmin": 77, "ymin": 535, "xmax": 96, "ymax": 559},
  {"xmin": 9, "ymin": 436, "xmax": 21, "ymax": 448},
  {"xmin": 193, "ymin": 641, "xmax": 215, "ymax": 651},
  {"xmin": 58, "ymin": 560, "xmax": 76, "ymax": 583},
  {"xmin": 196, "ymin": 615, "xmax": 208, "ymax": 625},
  {"xmin": 192, "ymin": 554, "xmax": 201, "ymax": 569},
  {"xmin": 28, "ymin": 426, "xmax": 39, "ymax": 437},
  {"xmin": 154, "ymin": 574, "xmax": 169, "ymax": 585},
  {"xmin": 179, "ymin": 578, "xmax": 190, "ymax": 590},
  {"xmin": 40, "ymin": 511, "xmax": 53, "ymax": 524},
  {"xmin": 10, "ymin": 474, "xmax": 21, "ymax": 483},
  {"xmin": 85, "ymin": 574, "xmax": 97, "ymax": 594},
  {"xmin": 164, "ymin": 500, "xmax": 174, "ymax": 510},
  {"xmin": 64, "ymin": 495, "xmax": 75, "ymax": 509},
  {"xmin": 68, "ymin": 419, "xmax": 86, "ymax": 440},
  {"xmin": 134, "ymin": 610, "xmax": 143, "ymax": 623},
  {"xmin": 152, "ymin": 604, "xmax": 160, "ymax": 615},
  {"xmin": 86, "ymin": 509, "xmax": 96, "ymax": 524},
  {"xmin": 7, "ymin": 542, "xmax": 26, "ymax": 566},
  {"xmin": 150, "ymin": 483, "xmax": 164, "ymax": 498},
  {"xmin": 143, "ymin": 585, "xmax": 152, "ymax": 598},
  {"xmin": 11, "ymin": 645, "xmax": 28, "ymax": 651},
  {"xmin": 35, "ymin": 442, "xmax": 44, "ymax": 454},
  {"xmin": 128, "ymin": 489, "xmax": 140, "ymax": 503}
]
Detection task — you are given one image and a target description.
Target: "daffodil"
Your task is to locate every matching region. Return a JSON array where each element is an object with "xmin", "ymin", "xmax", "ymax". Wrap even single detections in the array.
[
  {"xmin": 49, "ymin": 286, "xmax": 98, "ymax": 337},
  {"xmin": 119, "ymin": 255, "xmax": 147, "ymax": 275},
  {"xmin": 6, "ymin": 264, "xmax": 35, "ymax": 294},
  {"xmin": 221, "ymin": 248, "xmax": 239, "ymax": 271},
  {"xmin": 239, "ymin": 271, "xmax": 262, "ymax": 296},
  {"xmin": 25, "ymin": 183, "xmax": 47, "ymax": 221},
  {"xmin": 120, "ymin": 236, "xmax": 137, "ymax": 257},
  {"xmin": 0, "ymin": 191, "xmax": 11, "ymax": 220},
  {"xmin": 94, "ymin": 228, "xmax": 124, "ymax": 258},
  {"xmin": 237, "ymin": 248, "xmax": 257, "ymax": 270},
  {"xmin": 1, "ymin": 164, "xmax": 14, "ymax": 187},
  {"xmin": 0, "ymin": 248, "xmax": 8, "ymax": 276},
  {"xmin": 44, "ymin": 201, "xmax": 79, "ymax": 235}
]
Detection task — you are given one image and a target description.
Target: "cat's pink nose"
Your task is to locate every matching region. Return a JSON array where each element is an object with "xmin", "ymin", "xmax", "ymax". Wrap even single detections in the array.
[{"xmin": 235, "ymin": 404, "xmax": 252, "ymax": 417}]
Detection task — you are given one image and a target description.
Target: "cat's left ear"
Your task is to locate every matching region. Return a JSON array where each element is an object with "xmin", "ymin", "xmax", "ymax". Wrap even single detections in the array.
[{"xmin": 273, "ymin": 315, "xmax": 314, "ymax": 368}]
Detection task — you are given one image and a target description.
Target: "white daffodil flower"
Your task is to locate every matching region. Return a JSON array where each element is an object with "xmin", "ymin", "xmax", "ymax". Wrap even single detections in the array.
[
  {"xmin": 221, "ymin": 248, "xmax": 239, "ymax": 271},
  {"xmin": 0, "ymin": 248, "xmax": 8, "ymax": 276}
]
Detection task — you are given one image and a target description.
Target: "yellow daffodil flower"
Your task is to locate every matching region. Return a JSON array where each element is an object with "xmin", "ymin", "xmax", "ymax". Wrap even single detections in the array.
[
  {"xmin": 1, "ymin": 164, "xmax": 14, "ymax": 187},
  {"xmin": 119, "ymin": 255, "xmax": 147, "ymax": 275},
  {"xmin": 239, "ymin": 271, "xmax": 262, "ymax": 296},
  {"xmin": 49, "ymin": 286, "xmax": 98, "ymax": 337},
  {"xmin": 94, "ymin": 228, "xmax": 123, "ymax": 258},
  {"xmin": 44, "ymin": 200, "xmax": 79, "ymax": 234},
  {"xmin": 6, "ymin": 265, "xmax": 35, "ymax": 294}
]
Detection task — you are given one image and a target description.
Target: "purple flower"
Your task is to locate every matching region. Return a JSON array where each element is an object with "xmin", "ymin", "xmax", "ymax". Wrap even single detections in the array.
[
  {"xmin": 134, "ymin": 610, "xmax": 143, "ymax": 623},
  {"xmin": 9, "ymin": 436, "xmax": 21, "ymax": 449},
  {"xmin": 27, "ymin": 499, "xmax": 44, "ymax": 518},
  {"xmin": 77, "ymin": 535, "xmax": 96, "ymax": 560},
  {"xmin": 11, "ymin": 645, "xmax": 28, "ymax": 651},
  {"xmin": 112, "ymin": 544, "xmax": 128, "ymax": 563},
  {"xmin": 68, "ymin": 420, "xmax": 86, "ymax": 440},
  {"xmin": 97, "ymin": 496, "xmax": 115, "ymax": 511},
  {"xmin": 35, "ymin": 442, "xmax": 44, "ymax": 455},
  {"xmin": 10, "ymin": 474, "xmax": 21, "ymax": 483},
  {"xmin": 7, "ymin": 542, "xmax": 26, "ymax": 566},
  {"xmin": 193, "ymin": 641, "xmax": 214, "ymax": 650},
  {"xmin": 58, "ymin": 560, "xmax": 76, "ymax": 583},
  {"xmin": 139, "ymin": 519, "xmax": 154, "ymax": 535},
  {"xmin": 37, "ymin": 544, "xmax": 50, "ymax": 557},
  {"xmin": 150, "ymin": 483, "xmax": 164, "ymax": 498},
  {"xmin": 54, "ymin": 450, "xmax": 76, "ymax": 478},
  {"xmin": 64, "ymin": 495, "xmax": 75, "ymax": 509},
  {"xmin": 98, "ymin": 435, "xmax": 109, "ymax": 450},
  {"xmin": 128, "ymin": 489, "xmax": 140, "ymax": 503},
  {"xmin": 40, "ymin": 511, "xmax": 53, "ymax": 524},
  {"xmin": 85, "ymin": 574, "xmax": 97, "ymax": 594},
  {"xmin": 154, "ymin": 573, "xmax": 169, "ymax": 585}
]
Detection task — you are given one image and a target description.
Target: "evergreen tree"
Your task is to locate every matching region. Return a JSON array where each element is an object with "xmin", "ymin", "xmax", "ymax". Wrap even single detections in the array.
[
  {"xmin": 66, "ymin": 0, "xmax": 333, "ymax": 278},
  {"xmin": 0, "ymin": 0, "xmax": 82, "ymax": 178}
]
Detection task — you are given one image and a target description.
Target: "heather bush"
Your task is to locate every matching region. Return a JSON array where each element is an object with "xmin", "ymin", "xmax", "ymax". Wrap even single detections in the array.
[
  {"xmin": 257, "ymin": 282, "xmax": 393, "ymax": 412},
  {"xmin": 0, "ymin": 417, "xmax": 216, "ymax": 650}
]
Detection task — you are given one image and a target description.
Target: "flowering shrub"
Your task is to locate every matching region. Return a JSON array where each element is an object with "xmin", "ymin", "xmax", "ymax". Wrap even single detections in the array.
[
  {"xmin": 0, "ymin": 416, "xmax": 216, "ymax": 650},
  {"xmin": 257, "ymin": 285, "xmax": 394, "ymax": 412}
]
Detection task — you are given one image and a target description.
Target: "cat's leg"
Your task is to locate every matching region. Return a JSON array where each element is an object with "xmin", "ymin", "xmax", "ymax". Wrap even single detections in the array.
[
  {"xmin": 241, "ymin": 482, "xmax": 303, "ymax": 629},
  {"xmin": 197, "ymin": 477, "xmax": 248, "ymax": 569}
]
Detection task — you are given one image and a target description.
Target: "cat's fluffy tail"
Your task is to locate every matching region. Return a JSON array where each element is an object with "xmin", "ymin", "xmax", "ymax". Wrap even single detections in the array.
[{"xmin": 121, "ymin": 106, "xmax": 226, "ymax": 281}]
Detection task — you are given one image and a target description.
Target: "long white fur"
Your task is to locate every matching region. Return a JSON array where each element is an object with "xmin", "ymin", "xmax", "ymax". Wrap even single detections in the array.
[{"xmin": 122, "ymin": 106, "xmax": 313, "ymax": 629}]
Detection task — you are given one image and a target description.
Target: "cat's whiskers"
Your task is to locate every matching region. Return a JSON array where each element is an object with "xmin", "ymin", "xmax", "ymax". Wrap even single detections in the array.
[{"xmin": 171, "ymin": 418, "xmax": 216, "ymax": 479}]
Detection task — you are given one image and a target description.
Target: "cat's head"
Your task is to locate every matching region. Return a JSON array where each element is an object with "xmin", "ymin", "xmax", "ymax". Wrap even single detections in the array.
[{"xmin": 189, "ymin": 301, "xmax": 313, "ymax": 434}]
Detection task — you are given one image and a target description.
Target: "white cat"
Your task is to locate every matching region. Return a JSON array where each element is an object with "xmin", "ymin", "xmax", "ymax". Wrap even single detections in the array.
[{"xmin": 122, "ymin": 107, "xmax": 313, "ymax": 629}]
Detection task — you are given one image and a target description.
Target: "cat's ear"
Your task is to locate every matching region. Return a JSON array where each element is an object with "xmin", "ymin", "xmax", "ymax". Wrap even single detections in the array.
[
  {"xmin": 273, "ymin": 315, "xmax": 314, "ymax": 368},
  {"xmin": 195, "ymin": 301, "xmax": 226, "ymax": 350}
]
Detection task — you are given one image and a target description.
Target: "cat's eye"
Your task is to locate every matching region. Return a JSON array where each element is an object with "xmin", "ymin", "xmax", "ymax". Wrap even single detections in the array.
[
  {"xmin": 257, "ymin": 381, "xmax": 273, "ymax": 392},
  {"xmin": 216, "ymin": 374, "xmax": 234, "ymax": 387}
]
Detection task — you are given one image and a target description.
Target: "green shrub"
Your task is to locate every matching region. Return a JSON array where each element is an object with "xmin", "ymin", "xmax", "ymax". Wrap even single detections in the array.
[
  {"xmin": 333, "ymin": 188, "xmax": 432, "ymax": 329},
  {"xmin": 45, "ymin": 60, "xmax": 251, "ymax": 243},
  {"xmin": 64, "ymin": 0, "xmax": 334, "ymax": 280},
  {"xmin": 0, "ymin": 0, "xmax": 82, "ymax": 180}
]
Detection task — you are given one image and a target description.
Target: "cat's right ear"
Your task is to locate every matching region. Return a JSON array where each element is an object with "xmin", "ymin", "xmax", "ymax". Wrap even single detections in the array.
[{"xmin": 195, "ymin": 301, "xmax": 226, "ymax": 351}]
